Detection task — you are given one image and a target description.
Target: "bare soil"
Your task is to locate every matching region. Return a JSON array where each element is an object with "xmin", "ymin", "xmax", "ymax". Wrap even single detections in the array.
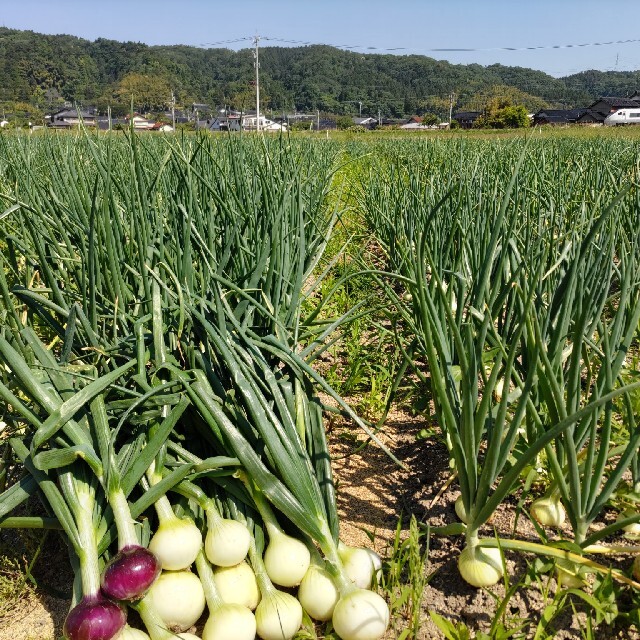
[
  {"xmin": 1, "ymin": 407, "xmax": 639, "ymax": 640},
  {"xmin": 330, "ymin": 408, "xmax": 640, "ymax": 640},
  {"xmin": 0, "ymin": 529, "xmax": 71, "ymax": 640}
]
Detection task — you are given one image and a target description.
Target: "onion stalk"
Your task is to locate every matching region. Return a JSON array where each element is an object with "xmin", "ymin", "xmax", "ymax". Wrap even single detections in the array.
[
  {"xmin": 247, "ymin": 530, "xmax": 303, "ymax": 640},
  {"xmin": 454, "ymin": 495, "xmax": 469, "ymax": 524},
  {"xmin": 62, "ymin": 473, "xmax": 127, "ymax": 640}
]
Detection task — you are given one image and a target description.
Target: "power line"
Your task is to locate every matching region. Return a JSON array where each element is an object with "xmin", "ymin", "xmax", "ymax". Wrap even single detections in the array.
[
  {"xmin": 199, "ymin": 37, "xmax": 252, "ymax": 47},
  {"xmin": 199, "ymin": 35, "xmax": 640, "ymax": 56}
]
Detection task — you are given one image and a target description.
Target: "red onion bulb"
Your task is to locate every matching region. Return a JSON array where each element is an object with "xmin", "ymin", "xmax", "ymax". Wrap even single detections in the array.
[
  {"xmin": 101, "ymin": 546, "xmax": 161, "ymax": 602},
  {"xmin": 63, "ymin": 594, "xmax": 126, "ymax": 640}
]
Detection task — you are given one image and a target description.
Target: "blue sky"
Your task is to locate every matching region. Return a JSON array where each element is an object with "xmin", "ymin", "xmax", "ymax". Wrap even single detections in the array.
[{"xmin": 2, "ymin": 0, "xmax": 639, "ymax": 77}]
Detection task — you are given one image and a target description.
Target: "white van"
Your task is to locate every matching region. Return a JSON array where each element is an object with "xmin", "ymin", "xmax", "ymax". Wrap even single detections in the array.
[{"xmin": 604, "ymin": 108, "xmax": 640, "ymax": 125}]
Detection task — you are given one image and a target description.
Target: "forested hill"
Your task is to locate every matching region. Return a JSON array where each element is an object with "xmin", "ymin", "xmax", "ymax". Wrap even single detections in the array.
[{"xmin": 1, "ymin": 26, "xmax": 639, "ymax": 117}]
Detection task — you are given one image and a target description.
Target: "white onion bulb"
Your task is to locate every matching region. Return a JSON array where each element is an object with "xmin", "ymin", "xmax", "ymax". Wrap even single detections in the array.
[
  {"xmin": 556, "ymin": 560, "xmax": 585, "ymax": 589},
  {"xmin": 332, "ymin": 588, "xmax": 389, "ymax": 640},
  {"xmin": 213, "ymin": 562, "xmax": 260, "ymax": 610},
  {"xmin": 202, "ymin": 603, "xmax": 256, "ymax": 640},
  {"xmin": 255, "ymin": 590, "xmax": 302, "ymax": 640},
  {"xmin": 205, "ymin": 518, "xmax": 250, "ymax": 567},
  {"xmin": 147, "ymin": 570, "xmax": 206, "ymax": 632},
  {"xmin": 617, "ymin": 510, "xmax": 640, "ymax": 538},
  {"xmin": 531, "ymin": 496, "xmax": 566, "ymax": 528},
  {"xmin": 115, "ymin": 626, "xmax": 150, "ymax": 640},
  {"xmin": 457, "ymin": 545, "xmax": 503, "ymax": 588},
  {"xmin": 338, "ymin": 543, "xmax": 375, "ymax": 589},
  {"xmin": 297, "ymin": 563, "xmax": 339, "ymax": 621},
  {"xmin": 364, "ymin": 548, "xmax": 383, "ymax": 585},
  {"xmin": 263, "ymin": 532, "xmax": 310, "ymax": 588},
  {"xmin": 178, "ymin": 635, "xmax": 201, "ymax": 640},
  {"xmin": 149, "ymin": 518, "xmax": 203, "ymax": 570}
]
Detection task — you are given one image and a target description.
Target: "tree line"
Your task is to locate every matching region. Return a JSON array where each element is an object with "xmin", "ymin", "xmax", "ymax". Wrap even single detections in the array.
[{"xmin": 1, "ymin": 27, "xmax": 639, "ymax": 122}]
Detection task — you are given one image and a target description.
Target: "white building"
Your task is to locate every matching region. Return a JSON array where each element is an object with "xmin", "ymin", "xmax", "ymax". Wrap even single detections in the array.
[{"xmin": 230, "ymin": 115, "xmax": 287, "ymax": 132}]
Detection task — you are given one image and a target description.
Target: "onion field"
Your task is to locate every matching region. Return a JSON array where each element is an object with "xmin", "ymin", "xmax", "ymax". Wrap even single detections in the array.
[{"xmin": 0, "ymin": 130, "xmax": 639, "ymax": 640}]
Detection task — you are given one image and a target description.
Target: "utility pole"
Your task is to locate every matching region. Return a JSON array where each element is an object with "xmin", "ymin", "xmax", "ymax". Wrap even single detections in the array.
[
  {"xmin": 449, "ymin": 91, "xmax": 456, "ymax": 127},
  {"xmin": 317, "ymin": 109, "xmax": 320, "ymax": 132},
  {"xmin": 253, "ymin": 35, "xmax": 261, "ymax": 132},
  {"xmin": 171, "ymin": 91, "xmax": 176, "ymax": 132}
]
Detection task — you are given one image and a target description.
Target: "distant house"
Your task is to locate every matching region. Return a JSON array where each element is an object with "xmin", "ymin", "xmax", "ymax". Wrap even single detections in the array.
[
  {"xmin": 47, "ymin": 107, "xmax": 97, "ymax": 128},
  {"xmin": 150, "ymin": 122, "xmax": 174, "ymax": 132},
  {"xmin": 203, "ymin": 116, "xmax": 232, "ymax": 131},
  {"xmin": 160, "ymin": 110, "xmax": 191, "ymax": 124},
  {"xmin": 575, "ymin": 109, "xmax": 606, "ymax": 125},
  {"xmin": 217, "ymin": 113, "xmax": 243, "ymax": 131},
  {"xmin": 220, "ymin": 114, "xmax": 287, "ymax": 132},
  {"xmin": 588, "ymin": 97, "xmax": 640, "ymax": 116},
  {"xmin": 352, "ymin": 117, "xmax": 377, "ymax": 128},
  {"xmin": 452, "ymin": 111, "xmax": 481, "ymax": 129},
  {"xmin": 243, "ymin": 115, "xmax": 288, "ymax": 132},
  {"xmin": 401, "ymin": 116, "xmax": 432, "ymax": 130},
  {"xmin": 205, "ymin": 113, "xmax": 287, "ymax": 132},
  {"xmin": 377, "ymin": 118, "xmax": 405, "ymax": 128},
  {"xmin": 125, "ymin": 114, "xmax": 154, "ymax": 130},
  {"xmin": 531, "ymin": 109, "xmax": 586, "ymax": 126},
  {"xmin": 192, "ymin": 103, "xmax": 211, "ymax": 116}
]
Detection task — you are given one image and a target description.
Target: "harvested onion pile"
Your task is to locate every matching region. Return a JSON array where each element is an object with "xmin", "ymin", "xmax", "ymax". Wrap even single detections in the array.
[{"xmin": 0, "ymin": 134, "xmax": 390, "ymax": 640}]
